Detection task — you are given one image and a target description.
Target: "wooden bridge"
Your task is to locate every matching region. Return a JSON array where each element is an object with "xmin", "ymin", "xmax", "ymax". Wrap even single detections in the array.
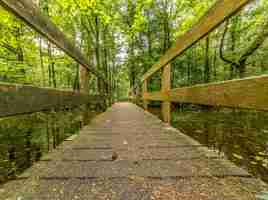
[{"xmin": 1, "ymin": 0, "xmax": 268, "ymax": 199}]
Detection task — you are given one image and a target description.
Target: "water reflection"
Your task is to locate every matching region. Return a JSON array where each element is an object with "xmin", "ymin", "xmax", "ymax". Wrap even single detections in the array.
[
  {"xmin": 147, "ymin": 104, "xmax": 268, "ymax": 183},
  {"xmin": 172, "ymin": 106, "xmax": 268, "ymax": 183},
  {"xmin": 0, "ymin": 107, "xmax": 98, "ymax": 184}
]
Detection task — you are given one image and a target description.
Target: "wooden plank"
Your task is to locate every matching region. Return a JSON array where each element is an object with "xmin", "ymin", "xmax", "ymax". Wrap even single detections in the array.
[
  {"xmin": 143, "ymin": 91, "xmax": 168, "ymax": 101},
  {"xmin": 142, "ymin": 80, "xmax": 148, "ymax": 110},
  {"xmin": 161, "ymin": 64, "xmax": 171, "ymax": 93},
  {"xmin": 143, "ymin": 75, "xmax": 268, "ymax": 111},
  {"xmin": 0, "ymin": 82, "xmax": 101, "ymax": 117},
  {"xmin": 161, "ymin": 64, "xmax": 171, "ymax": 123},
  {"xmin": 0, "ymin": 0, "xmax": 106, "ymax": 82},
  {"xmin": 141, "ymin": 0, "xmax": 252, "ymax": 82}
]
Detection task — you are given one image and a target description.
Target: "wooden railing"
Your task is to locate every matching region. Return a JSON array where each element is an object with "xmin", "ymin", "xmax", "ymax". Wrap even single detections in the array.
[
  {"xmin": 0, "ymin": 82, "xmax": 103, "ymax": 117},
  {"xmin": 139, "ymin": 0, "xmax": 265, "ymax": 124},
  {"xmin": 0, "ymin": 0, "xmax": 108, "ymax": 117},
  {"xmin": 0, "ymin": 0, "xmax": 109, "ymax": 118}
]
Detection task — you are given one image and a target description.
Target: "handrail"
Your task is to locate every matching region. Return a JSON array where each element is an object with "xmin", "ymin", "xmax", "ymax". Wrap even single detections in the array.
[
  {"xmin": 0, "ymin": 82, "xmax": 103, "ymax": 117},
  {"xmin": 138, "ymin": 0, "xmax": 254, "ymax": 124},
  {"xmin": 143, "ymin": 75, "xmax": 268, "ymax": 111}
]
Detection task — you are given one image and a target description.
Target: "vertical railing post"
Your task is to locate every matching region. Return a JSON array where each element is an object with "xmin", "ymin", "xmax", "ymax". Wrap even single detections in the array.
[
  {"xmin": 161, "ymin": 63, "xmax": 171, "ymax": 123},
  {"xmin": 130, "ymin": 87, "xmax": 135, "ymax": 103},
  {"xmin": 79, "ymin": 65, "xmax": 90, "ymax": 125},
  {"xmin": 143, "ymin": 79, "xmax": 148, "ymax": 110}
]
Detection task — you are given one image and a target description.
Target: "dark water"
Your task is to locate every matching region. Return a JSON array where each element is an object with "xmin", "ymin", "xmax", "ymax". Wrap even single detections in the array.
[
  {"xmin": 172, "ymin": 108, "xmax": 268, "ymax": 183},
  {"xmin": 148, "ymin": 105, "xmax": 268, "ymax": 183},
  {"xmin": 0, "ymin": 108, "xmax": 97, "ymax": 184}
]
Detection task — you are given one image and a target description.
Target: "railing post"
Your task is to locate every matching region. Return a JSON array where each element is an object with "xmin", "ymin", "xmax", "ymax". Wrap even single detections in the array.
[
  {"xmin": 161, "ymin": 63, "xmax": 171, "ymax": 123},
  {"xmin": 80, "ymin": 65, "xmax": 90, "ymax": 125},
  {"xmin": 143, "ymin": 79, "xmax": 148, "ymax": 110}
]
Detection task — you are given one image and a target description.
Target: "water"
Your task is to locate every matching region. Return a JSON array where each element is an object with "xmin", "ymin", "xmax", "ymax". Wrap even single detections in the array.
[
  {"xmin": 172, "ymin": 107, "xmax": 268, "ymax": 183},
  {"xmin": 0, "ymin": 108, "xmax": 95, "ymax": 184},
  {"xmin": 148, "ymin": 105, "xmax": 268, "ymax": 183}
]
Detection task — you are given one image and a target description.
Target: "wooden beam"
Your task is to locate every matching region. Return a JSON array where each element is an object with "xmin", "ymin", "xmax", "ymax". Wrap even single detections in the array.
[
  {"xmin": 161, "ymin": 64, "xmax": 171, "ymax": 123},
  {"xmin": 143, "ymin": 91, "xmax": 168, "ymax": 101},
  {"xmin": 0, "ymin": 0, "xmax": 106, "ymax": 83},
  {"xmin": 141, "ymin": 0, "xmax": 252, "ymax": 82},
  {"xmin": 143, "ymin": 75, "xmax": 268, "ymax": 111},
  {"xmin": 0, "ymin": 82, "xmax": 101, "ymax": 117},
  {"xmin": 142, "ymin": 80, "xmax": 148, "ymax": 110}
]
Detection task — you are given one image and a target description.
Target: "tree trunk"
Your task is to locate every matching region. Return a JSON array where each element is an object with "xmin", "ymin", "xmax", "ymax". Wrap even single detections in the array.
[
  {"xmin": 46, "ymin": 115, "xmax": 50, "ymax": 152},
  {"xmin": 204, "ymin": 36, "xmax": 210, "ymax": 83},
  {"xmin": 39, "ymin": 37, "xmax": 46, "ymax": 86},
  {"xmin": 25, "ymin": 130, "xmax": 32, "ymax": 168},
  {"xmin": 94, "ymin": 16, "xmax": 104, "ymax": 95}
]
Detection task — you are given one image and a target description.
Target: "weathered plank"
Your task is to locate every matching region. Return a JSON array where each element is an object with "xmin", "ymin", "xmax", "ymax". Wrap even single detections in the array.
[
  {"xmin": 0, "ymin": 82, "xmax": 101, "ymax": 117},
  {"xmin": 0, "ymin": 0, "xmax": 105, "ymax": 82},
  {"xmin": 143, "ymin": 80, "xmax": 148, "ymax": 110},
  {"xmin": 141, "ymin": 0, "xmax": 252, "ymax": 82},
  {"xmin": 143, "ymin": 75, "xmax": 268, "ymax": 111},
  {"xmin": 143, "ymin": 91, "xmax": 168, "ymax": 102},
  {"xmin": 161, "ymin": 64, "xmax": 171, "ymax": 123}
]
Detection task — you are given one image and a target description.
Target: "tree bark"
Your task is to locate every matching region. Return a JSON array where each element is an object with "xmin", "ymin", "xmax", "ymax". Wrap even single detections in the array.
[{"xmin": 204, "ymin": 36, "xmax": 210, "ymax": 83}]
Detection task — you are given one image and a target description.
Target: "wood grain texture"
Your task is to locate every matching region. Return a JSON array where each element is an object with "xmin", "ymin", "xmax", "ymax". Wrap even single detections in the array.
[
  {"xmin": 141, "ymin": 0, "xmax": 252, "ymax": 82},
  {"xmin": 143, "ymin": 80, "xmax": 148, "ymax": 110},
  {"xmin": 143, "ymin": 91, "xmax": 168, "ymax": 101},
  {"xmin": 0, "ymin": 0, "xmax": 106, "ymax": 83},
  {"xmin": 0, "ymin": 82, "xmax": 101, "ymax": 117},
  {"xmin": 143, "ymin": 75, "xmax": 268, "ymax": 111},
  {"xmin": 161, "ymin": 64, "xmax": 171, "ymax": 123}
]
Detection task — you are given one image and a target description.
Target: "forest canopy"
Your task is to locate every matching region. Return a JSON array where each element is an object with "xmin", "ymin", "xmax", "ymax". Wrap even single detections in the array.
[{"xmin": 0, "ymin": 0, "xmax": 267, "ymax": 98}]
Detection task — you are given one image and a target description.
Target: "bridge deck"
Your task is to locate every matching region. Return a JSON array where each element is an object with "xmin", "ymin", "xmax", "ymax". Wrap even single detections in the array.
[{"xmin": 1, "ymin": 103, "xmax": 267, "ymax": 199}]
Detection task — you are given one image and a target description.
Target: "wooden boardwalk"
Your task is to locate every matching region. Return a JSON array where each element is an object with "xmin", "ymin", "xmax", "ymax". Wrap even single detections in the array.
[{"xmin": 1, "ymin": 103, "xmax": 267, "ymax": 200}]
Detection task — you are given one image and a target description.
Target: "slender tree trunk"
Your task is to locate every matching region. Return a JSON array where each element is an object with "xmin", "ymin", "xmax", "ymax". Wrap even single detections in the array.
[
  {"xmin": 8, "ymin": 146, "xmax": 16, "ymax": 177},
  {"xmin": 213, "ymin": 45, "xmax": 217, "ymax": 80},
  {"xmin": 39, "ymin": 38, "xmax": 46, "ymax": 86},
  {"xmin": 52, "ymin": 121, "xmax": 56, "ymax": 149},
  {"xmin": 204, "ymin": 36, "xmax": 210, "ymax": 83},
  {"xmin": 47, "ymin": 42, "xmax": 52, "ymax": 87},
  {"xmin": 51, "ymin": 61, "xmax": 56, "ymax": 88},
  {"xmin": 162, "ymin": 0, "xmax": 171, "ymax": 53},
  {"xmin": 46, "ymin": 115, "xmax": 50, "ymax": 152},
  {"xmin": 94, "ymin": 16, "xmax": 104, "ymax": 95},
  {"xmin": 25, "ymin": 130, "xmax": 32, "ymax": 168},
  {"xmin": 230, "ymin": 18, "xmax": 238, "ymax": 78},
  {"xmin": 73, "ymin": 63, "xmax": 80, "ymax": 91},
  {"xmin": 187, "ymin": 50, "xmax": 192, "ymax": 85}
]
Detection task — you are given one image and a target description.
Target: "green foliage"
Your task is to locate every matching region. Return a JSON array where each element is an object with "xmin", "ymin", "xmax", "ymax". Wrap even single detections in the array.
[{"xmin": 256, "ymin": 191, "xmax": 268, "ymax": 200}]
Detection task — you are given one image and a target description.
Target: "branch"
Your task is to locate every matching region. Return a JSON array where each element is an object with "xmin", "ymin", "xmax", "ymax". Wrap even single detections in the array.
[{"xmin": 238, "ymin": 19, "xmax": 268, "ymax": 67}]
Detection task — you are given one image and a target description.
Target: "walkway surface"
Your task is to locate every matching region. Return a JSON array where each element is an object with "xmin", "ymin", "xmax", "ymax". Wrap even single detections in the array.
[{"xmin": 1, "ymin": 103, "xmax": 267, "ymax": 200}]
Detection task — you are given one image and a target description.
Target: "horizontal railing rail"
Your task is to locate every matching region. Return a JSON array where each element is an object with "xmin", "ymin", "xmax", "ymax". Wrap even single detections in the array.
[
  {"xmin": 0, "ymin": 82, "xmax": 103, "ymax": 117},
  {"xmin": 143, "ymin": 75, "xmax": 268, "ymax": 111}
]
